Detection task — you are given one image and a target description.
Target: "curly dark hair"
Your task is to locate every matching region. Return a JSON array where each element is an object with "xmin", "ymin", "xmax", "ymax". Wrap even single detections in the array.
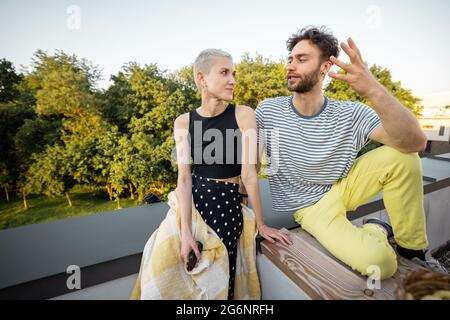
[{"xmin": 286, "ymin": 26, "xmax": 340, "ymax": 62}]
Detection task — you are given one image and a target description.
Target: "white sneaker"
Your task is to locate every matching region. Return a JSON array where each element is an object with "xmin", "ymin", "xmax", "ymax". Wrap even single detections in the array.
[{"xmin": 411, "ymin": 251, "xmax": 448, "ymax": 274}]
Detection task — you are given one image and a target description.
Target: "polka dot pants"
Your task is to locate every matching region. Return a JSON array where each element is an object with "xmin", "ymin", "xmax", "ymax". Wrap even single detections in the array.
[{"xmin": 192, "ymin": 174, "xmax": 243, "ymax": 300}]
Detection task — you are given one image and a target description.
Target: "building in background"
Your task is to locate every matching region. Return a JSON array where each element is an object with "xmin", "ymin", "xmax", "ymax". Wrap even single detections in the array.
[{"xmin": 419, "ymin": 117, "xmax": 450, "ymax": 155}]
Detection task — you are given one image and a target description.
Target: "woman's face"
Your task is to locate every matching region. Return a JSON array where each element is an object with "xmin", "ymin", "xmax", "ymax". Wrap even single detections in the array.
[{"xmin": 201, "ymin": 56, "xmax": 236, "ymax": 101}]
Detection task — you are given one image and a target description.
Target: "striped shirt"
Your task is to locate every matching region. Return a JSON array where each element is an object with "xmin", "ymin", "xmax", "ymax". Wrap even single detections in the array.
[{"xmin": 255, "ymin": 95, "xmax": 381, "ymax": 212}]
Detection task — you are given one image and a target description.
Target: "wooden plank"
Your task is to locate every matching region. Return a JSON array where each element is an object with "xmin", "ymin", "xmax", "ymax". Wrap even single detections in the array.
[{"xmin": 261, "ymin": 227, "xmax": 425, "ymax": 300}]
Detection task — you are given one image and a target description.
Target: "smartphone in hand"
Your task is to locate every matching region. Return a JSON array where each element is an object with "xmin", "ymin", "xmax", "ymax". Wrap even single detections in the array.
[{"xmin": 186, "ymin": 241, "xmax": 203, "ymax": 271}]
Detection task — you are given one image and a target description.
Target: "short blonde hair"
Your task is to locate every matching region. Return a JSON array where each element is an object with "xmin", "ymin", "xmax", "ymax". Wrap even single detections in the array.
[{"xmin": 193, "ymin": 49, "xmax": 233, "ymax": 89}]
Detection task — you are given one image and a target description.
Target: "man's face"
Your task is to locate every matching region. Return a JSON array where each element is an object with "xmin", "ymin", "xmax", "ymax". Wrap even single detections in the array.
[{"xmin": 286, "ymin": 40, "xmax": 323, "ymax": 93}]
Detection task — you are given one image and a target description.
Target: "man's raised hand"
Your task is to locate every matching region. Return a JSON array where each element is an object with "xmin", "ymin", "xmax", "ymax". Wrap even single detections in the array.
[{"xmin": 328, "ymin": 38, "xmax": 383, "ymax": 99}]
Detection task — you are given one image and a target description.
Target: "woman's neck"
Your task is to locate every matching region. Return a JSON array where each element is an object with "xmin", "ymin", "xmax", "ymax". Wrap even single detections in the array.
[{"xmin": 197, "ymin": 97, "xmax": 227, "ymax": 117}]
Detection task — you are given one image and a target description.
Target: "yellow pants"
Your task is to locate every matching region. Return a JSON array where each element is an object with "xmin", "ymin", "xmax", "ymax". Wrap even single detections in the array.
[{"xmin": 293, "ymin": 146, "xmax": 428, "ymax": 280}]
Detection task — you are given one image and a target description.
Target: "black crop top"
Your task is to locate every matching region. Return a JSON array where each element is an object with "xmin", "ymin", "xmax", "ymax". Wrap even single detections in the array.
[{"xmin": 189, "ymin": 104, "xmax": 242, "ymax": 179}]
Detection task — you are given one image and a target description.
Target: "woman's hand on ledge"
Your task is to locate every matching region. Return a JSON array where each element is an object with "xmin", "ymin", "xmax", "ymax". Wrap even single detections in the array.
[{"xmin": 257, "ymin": 224, "xmax": 292, "ymax": 246}]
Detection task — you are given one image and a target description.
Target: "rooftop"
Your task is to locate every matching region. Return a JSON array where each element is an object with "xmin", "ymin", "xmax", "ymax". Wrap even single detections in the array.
[{"xmin": 0, "ymin": 154, "xmax": 449, "ymax": 300}]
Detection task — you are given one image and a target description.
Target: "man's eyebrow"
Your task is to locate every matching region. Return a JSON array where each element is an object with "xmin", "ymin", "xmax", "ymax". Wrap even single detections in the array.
[{"xmin": 287, "ymin": 53, "xmax": 311, "ymax": 59}]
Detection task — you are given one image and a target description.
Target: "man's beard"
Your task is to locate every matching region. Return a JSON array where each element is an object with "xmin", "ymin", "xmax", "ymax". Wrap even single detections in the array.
[{"xmin": 287, "ymin": 67, "xmax": 321, "ymax": 93}]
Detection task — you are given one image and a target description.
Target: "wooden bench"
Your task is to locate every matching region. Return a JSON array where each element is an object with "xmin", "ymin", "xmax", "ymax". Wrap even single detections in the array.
[{"xmin": 260, "ymin": 227, "xmax": 426, "ymax": 300}]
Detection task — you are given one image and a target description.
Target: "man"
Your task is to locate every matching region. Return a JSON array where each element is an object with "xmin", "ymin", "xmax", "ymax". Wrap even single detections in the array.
[{"xmin": 250, "ymin": 26, "xmax": 446, "ymax": 279}]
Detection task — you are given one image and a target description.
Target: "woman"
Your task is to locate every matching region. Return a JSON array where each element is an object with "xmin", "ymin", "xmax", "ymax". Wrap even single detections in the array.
[{"xmin": 174, "ymin": 49, "xmax": 292, "ymax": 300}]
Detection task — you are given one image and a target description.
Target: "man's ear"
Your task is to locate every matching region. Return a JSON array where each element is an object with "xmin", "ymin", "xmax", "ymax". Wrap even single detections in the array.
[{"xmin": 321, "ymin": 60, "xmax": 333, "ymax": 76}]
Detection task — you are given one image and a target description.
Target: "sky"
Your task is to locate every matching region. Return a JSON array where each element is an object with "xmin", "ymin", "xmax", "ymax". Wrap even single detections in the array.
[{"xmin": 1, "ymin": 0, "xmax": 450, "ymax": 107}]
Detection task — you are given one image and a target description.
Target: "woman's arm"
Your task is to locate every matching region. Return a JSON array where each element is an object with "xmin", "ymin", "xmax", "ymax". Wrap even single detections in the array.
[
  {"xmin": 236, "ymin": 106, "xmax": 292, "ymax": 246},
  {"xmin": 174, "ymin": 114, "xmax": 201, "ymax": 264}
]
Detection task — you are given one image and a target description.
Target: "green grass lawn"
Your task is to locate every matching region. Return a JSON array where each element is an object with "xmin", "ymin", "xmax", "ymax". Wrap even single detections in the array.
[{"xmin": 0, "ymin": 191, "xmax": 143, "ymax": 231}]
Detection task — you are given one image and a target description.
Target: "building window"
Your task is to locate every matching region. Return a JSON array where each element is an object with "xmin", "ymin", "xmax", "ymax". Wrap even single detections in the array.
[
  {"xmin": 425, "ymin": 141, "xmax": 432, "ymax": 153},
  {"xmin": 439, "ymin": 126, "xmax": 445, "ymax": 136},
  {"xmin": 422, "ymin": 125, "xmax": 434, "ymax": 129}
]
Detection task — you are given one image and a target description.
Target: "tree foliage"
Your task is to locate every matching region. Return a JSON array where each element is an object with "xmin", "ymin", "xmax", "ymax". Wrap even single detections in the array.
[
  {"xmin": 234, "ymin": 54, "xmax": 290, "ymax": 108},
  {"xmin": 0, "ymin": 53, "xmax": 425, "ymax": 210}
]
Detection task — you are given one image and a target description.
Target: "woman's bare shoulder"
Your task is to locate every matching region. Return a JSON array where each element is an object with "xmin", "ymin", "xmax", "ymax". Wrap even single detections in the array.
[
  {"xmin": 174, "ymin": 112, "xmax": 190, "ymax": 129},
  {"xmin": 235, "ymin": 104, "xmax": 255, "ymax": 117},
  {"xmin": 235, "ymin": 104, "xmax": 256, "ymax": 128}
]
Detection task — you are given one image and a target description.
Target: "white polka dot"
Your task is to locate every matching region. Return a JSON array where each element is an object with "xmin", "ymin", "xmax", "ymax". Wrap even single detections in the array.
[
  {"xmin": 202, "ymin": 184, "xmax": 205, "ymax": 187},
  {"xmin": 233, "ymin": 198, "xmax": 236, "ymax": 201},
  {"xmin": 227, "ymin": 231, "xmax": 230, "ymax": 235},
  {"xmin": 200, "ymin": 195, "xmax": 203, "ymax": 199},
  {"xmin": 195, "ymin": 203, "xmax": 198, "ymax": 207},
  {"xmin": 207, "ymin": 178, "xmax": 210, "ymax": 181},
  {"xmin": 212, "ymin": 197, "xmax": 216, "ymax": 200},
  {"xmin": 210, "ymin": 211, "xmax": 213, "ymax": 215},
  {"xmin": 200, "ymin": 211, "xmax": 203, "ymax": 214},
  {"xmin": 221, "ymin": 237, "xmax": 223, "ymax": 241},
  {"xmin": 200, "ymin": 177, "xmax": 202, "ymax": 179},
  {"xmin": 232, "ymin": 218, "xmax": 235, "ymax": 221},
  {"xmin": 234, "ymin": 236, "xmax": 237, "ymax": 240},
  {"xmin": 229, "ymin": 209, "xmax": 232, "ymax": 212},
  {"xmin": 214, "ymin": 220, "xmax": 217, "ymax": 224},
  {"xmin": 229, "ymin": 241, "xmax": 232, "ymax": 245},
  {"xmin": 225, "ymin": 182, "xmax": 228, "ymax": 185},
  {"xmin": 195, "ymin": 189, "xmax": 197, "ymax": 192},
  {"xmin": 217, "ymin": 205, "xmax": 220, "ymax": 208},
  {"xmin": 221, "ymin": 213, "xmax": 224, "ymax": 217},
  {"xmin": 232, "ymin": 266, "xmax": 235, "ymax": 270},
  {"xmin": 224, "ymin": 222, "xmax": 228, "ymax": 226},
  {"xmin": 207, "ymin": 189, "xmax": 211, "ymax": 192},
  {"xmin": 205, "ymin": 203, "xmax": 208, "ymax": 207},
  {"xmin": 234, "ymin": 227, "xmax": 236, "ymax": 230},
  {"xmin": 230, "ymin": 190, "xmax": 233, "ymax": 193},
  {"xmin": 239, "ymin": 223, "xmax": 242, "ymax": 226},
  {"xmin": 217, "ymin": 228, "xmax": 220, "ymax": 232},
  {"xmin": 236, "ymin": 206, "xmax": 239, "ymax": 209},
  {"xmin": 221, "ymin": 193, "xmax": 225, "ymax": 196},
  {"xmin": 225, "ymin": 201, "xmax": 229, "ymax": 204}
]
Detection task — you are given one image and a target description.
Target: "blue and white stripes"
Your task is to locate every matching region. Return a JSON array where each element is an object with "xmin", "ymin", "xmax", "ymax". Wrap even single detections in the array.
[{"xmin": 255, "ymin": 96, "xmax": 381, "ymax": 212}]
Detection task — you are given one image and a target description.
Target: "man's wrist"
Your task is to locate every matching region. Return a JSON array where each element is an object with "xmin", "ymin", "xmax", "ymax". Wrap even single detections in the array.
[{"xmin": 366, "ymin": 83, "xmax": 387, "ymax": 103}]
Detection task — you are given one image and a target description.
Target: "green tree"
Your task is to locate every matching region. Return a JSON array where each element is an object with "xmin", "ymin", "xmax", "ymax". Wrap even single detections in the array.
[
  {"xmin": 101, "ymin": 70, "xmax": 139, "ymax": 134},
  {"xmin": 325, "ymin": 64, "xmax": 423, "ymax": 115},
  {"xmin": 0, "ymin": 59, "xmax": 36, "ymax": 201},
  {"xmin": 14, "ymin": 118, "xmax": 62, "ymax": 161},
  {"xmin": 234, "ymin": 54, "xmax": 290, "ymax": 108},
  {"xmin": 25, "ymin": 144, "xmax": 76, "ymax": 208},
  {"xmin": 0, "ymin": 58, "xmax": 23, "ymax": 103},
  {"xmin": 27, "ymin": 50, "xmax": 103, "ymax": 136},
  {"xmin": 122, "ymin": 64, "xmax": 193, "ymax": 199},
  {"xmin": 0, "ymin": 104, "xmax": 35, "ymax": 201},
  {"xmin": 62, "ymin": 126, "xmax": 122, "ymax": 201},
  {"xmin": 169, "ymin": 65, "xmax": 201, "ymax": 107},
  {"xmin": 325, "ymin": 64, "xmax": 424, "ymax": 155}
]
